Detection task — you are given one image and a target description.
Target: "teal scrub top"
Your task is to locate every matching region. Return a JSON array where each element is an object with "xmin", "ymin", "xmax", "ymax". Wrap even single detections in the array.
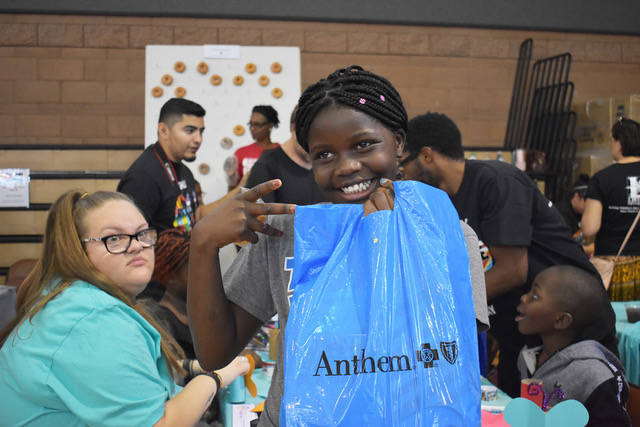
[{"xmin": 0, "ymin": 280, "xmax": 181, "ymax": 426}]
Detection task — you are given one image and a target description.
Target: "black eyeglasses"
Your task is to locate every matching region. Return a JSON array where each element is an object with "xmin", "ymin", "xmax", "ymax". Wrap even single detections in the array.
[{"xmin": 82, "ymin": 228, "xmax": 158, "ymax": 254}]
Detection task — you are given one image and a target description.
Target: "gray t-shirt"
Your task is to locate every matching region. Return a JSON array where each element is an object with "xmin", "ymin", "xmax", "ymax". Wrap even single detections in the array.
[{"xmin": 223, "ymin": 215, "xmax": 488, "ymax": 427}]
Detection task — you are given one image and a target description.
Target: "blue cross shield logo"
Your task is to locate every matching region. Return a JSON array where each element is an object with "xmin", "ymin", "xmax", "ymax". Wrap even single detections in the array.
[{"xmin": 440, "ymin": 341, "xmax": 458, "ymax": 364}]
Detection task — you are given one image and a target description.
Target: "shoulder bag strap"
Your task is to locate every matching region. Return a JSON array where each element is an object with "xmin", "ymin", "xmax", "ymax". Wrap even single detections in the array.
[{"xmin": 615, "ymin": 208, "xmax": 640, "ymax": 261}]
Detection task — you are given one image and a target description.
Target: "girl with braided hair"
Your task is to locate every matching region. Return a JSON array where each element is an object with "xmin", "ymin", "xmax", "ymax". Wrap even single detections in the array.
[{"xmin": 188, "ymin": 66, "xmax": 487, "ymax": 426}]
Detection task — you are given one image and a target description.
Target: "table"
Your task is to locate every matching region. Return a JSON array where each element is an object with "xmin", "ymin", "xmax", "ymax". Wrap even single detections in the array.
[
  {"xmin": 481, "ymin": 376, "xmax": 511, "ymax": 413},
  {"xmin": 612, "ymin": 301, "xmax": 640, "ymax": 386}
]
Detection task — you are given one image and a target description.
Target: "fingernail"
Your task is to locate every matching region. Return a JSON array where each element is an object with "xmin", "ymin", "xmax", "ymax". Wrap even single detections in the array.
[{"xmin": 380, "ymin": 178, "xmax": 388, "ymax": 184}]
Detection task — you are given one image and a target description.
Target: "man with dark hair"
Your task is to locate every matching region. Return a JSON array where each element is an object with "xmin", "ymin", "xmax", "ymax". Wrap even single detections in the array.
[
  {"xmin": 118, "ymin": 98, "xmax": 205, "ymax": 231},
  {"xmin": 401, "ymin": 111, "xmax": 610, "ymax": 397}
]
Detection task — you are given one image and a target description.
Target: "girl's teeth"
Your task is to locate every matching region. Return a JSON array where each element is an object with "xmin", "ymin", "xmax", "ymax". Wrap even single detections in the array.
[{"xmin": 341, "ymin": 180, "xmax": 372, "ymax": 194}]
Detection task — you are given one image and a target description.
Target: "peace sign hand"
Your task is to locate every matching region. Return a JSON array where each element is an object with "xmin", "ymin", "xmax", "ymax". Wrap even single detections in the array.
[{"xmin": 192, "ymin": 179, "xmax": 296, "ymax": 251}]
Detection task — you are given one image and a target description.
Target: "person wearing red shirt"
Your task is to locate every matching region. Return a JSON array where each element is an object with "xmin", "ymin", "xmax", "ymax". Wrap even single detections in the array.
[{"xmin": 229, "ymin": 105, "xmax": 280, "ymax": 190}]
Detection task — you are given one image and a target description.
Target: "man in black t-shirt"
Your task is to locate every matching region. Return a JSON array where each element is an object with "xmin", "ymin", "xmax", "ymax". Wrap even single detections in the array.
[
  {"xmin": 118, "ymin": 98, "xmax": 205, "ymax": 232},
  {"xmin": 247, "ymin": 107, "xmax": 325, "ymax": 205},
  {"xmin": 400, "ymin": 112, "xmax": 613, "ymax": 397}
]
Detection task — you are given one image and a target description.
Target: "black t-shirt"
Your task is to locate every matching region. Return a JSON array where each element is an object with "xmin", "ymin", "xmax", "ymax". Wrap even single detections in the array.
[
  {"xmin": 451, "ymin": 160, "xmax": 597, "ymax": 320},
  {"xmin": 117, "ymin": 143, "xmax": 199, "ymax": 231},
  {"xmin": 586, "ymin": 162, "xmax": 640, "ymax": 256},
  {"xmin": 247, "ymin": 146, "xmax": 326, "ymax": 205},
  {"xmin": 153, "ymin": 304, "xmax": 196, "ymax": 360},
  {"xmin": 556, "ymin": 199, "xmax": 580, "ymax": 235}
]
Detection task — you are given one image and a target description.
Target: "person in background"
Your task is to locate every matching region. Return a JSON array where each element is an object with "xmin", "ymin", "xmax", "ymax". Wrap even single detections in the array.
[
  {"xmin": 146, "ymin": 228, "xmax": 195, "ymax": 359},
  {"xmin": 399, "ymin": 111, "xmax": 614, "ymax": 397},
  {"xmin": 516, "ymin": 265, "xmax": 630, "ymax": 426},
  {"xmin": 229, "ymin": 105, "xmax": 280, "ymax": 190},
  {"xmin": 0, "ymin": 190, "xmax": 248, "ymax": 426},
  {"xmin": 247, "ymin": 106, "xmax": 326, "ymax": 205},
  {"xmin": 118, "ymin": 98, "xmax": 205, "ymax": 232},
  {"xmin": 557, "ymin": 174, "xmax": 593, "ymax": 255},
  {"xmin": 583, "ymin": 117, "xmax": 640, "ymax": 301}
]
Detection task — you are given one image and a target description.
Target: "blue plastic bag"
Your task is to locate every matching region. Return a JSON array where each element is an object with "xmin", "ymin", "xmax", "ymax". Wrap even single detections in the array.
[{"xmin": 281, "ymin": 181, "xmax": 480, "ymax": 426}]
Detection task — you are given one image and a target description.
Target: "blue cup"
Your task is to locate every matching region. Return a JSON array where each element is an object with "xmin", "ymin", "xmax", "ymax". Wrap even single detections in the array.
[{"xmin": 229, "ymin": 376, "xmax": 246, "ymax": 403}]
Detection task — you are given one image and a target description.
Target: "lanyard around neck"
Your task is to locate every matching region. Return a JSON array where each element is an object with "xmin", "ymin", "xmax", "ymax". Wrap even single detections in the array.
[{"xmin": 153, "ymin": 143, "xmax": 179, "ymax": 187}]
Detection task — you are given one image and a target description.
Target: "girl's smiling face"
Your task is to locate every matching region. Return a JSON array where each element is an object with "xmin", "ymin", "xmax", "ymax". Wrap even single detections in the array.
[{"xmin": 307, "ymin": 106, "xmax": 404, "ymax": 204}]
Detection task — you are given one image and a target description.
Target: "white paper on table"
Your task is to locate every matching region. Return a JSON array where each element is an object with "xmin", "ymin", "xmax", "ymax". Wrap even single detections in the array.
[{"xmin": 232, "ymin": 404, "xmax": 258, "ymax": 427}]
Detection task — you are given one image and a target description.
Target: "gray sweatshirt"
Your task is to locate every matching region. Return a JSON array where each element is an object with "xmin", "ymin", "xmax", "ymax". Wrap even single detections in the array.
[{"xmin": 517, "ymin": 340, "xmax": 631, "ymax": 426}]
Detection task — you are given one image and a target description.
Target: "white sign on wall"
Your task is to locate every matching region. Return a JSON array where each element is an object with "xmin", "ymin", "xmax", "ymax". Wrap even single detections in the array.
[
  {"xmin": 145, "ymin": 45, "xmax": 301, "ymax": 204},
  {"xmin": 0, "ymin": 168, "xmax": 29, "ymax": 208}
]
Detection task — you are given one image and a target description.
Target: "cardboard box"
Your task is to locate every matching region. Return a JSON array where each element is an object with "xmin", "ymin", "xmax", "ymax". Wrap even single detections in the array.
[
  {"xmin": 574, "ymin": 154, "xmax": 613, "ymax": 179},
  {"xmin": 574, "ymin": 94, "xmax": 639, "ymax": 179},
  {"xmin": 576, "ymin": 94, "xmax": 640, "ymax": 150}
]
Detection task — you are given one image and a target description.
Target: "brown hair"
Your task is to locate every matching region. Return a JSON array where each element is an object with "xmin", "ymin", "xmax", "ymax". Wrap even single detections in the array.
[{"xmin": 0, "ymin": 190, "xmax": 185, "ymax": 375}]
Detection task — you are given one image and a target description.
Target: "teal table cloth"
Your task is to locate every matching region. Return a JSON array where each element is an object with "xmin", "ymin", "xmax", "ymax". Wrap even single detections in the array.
[{"xmin": 612, "ymin": 301, "xmax": 640, "ymax": 386}]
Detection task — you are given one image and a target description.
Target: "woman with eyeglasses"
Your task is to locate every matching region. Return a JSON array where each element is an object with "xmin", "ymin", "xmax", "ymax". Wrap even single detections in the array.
[
  {"xmin": 229, "ymin": 105, "xmax": 280, "ymax": 190},
  {"xmin": 0, "ymin": 190, "xmax": 249, "ymax": 426}
]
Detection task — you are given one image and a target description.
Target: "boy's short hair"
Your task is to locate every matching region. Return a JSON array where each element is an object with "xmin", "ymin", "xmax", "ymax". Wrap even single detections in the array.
[
  {"xmin": 612, "ymin": 117, "xmax": 640, "ymax": 157},
  {"xmin": 544, "ymin": 265, "xmax": 614, "ymax": 344},
  {"xmin": 406, "ymin": 112, "xmax": 464, "ymax": 160},
  {"xmin": 158, "ymin": 98, "xmax": 206, "ymax": 127}
]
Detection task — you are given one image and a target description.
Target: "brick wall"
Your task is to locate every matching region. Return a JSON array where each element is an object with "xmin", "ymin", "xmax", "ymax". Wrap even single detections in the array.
[{"xmin": 1, "ymin": 14, "xmax": 639, "ymax": 147}]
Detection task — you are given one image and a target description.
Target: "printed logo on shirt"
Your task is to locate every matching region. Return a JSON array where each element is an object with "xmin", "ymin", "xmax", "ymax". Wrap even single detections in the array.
[
  {"xmin": 478, "ymin": 240, "xmax": 494, "ymax": 272},
  {"xmin": 242, "ymin": 158, "xmax": 258, "ymax": 176},
  {"xmin": 626, "ymin": 176, "xmax": 640, "ymax": 205},
  {"xmin": 284, "ymin": 256, "xmax": 295, "ymax": 304},
  {"xmin": 172, "ymin": 194, "xmax": 195, "ymax": 231}
]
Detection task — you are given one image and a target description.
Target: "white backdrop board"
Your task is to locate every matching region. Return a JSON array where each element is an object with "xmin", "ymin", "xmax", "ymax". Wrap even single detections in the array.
[{"xmin": 145, "ymin": 45, "xmax": 301, "ymax": 204}]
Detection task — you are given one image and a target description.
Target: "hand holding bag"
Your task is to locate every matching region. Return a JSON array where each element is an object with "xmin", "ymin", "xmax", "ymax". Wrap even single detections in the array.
[{"xmin": 281, "ymin": 181, "xmax": 480, "ymax": 426}]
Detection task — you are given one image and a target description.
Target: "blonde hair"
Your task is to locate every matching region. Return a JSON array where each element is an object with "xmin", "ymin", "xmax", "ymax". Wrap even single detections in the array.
[{"xmin": 0, "ymin": 190, "xmax": 185, "ymax": 375}]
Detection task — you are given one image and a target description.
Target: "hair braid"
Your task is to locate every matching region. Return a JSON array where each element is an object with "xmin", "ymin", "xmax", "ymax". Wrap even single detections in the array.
[
  {"xmin": 152, "ymin": 228, "xmax": 190, "ymax": 284},
  {"xmin": 295, "ymin": 65, "xmax": 408, "ymax": 151}
]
